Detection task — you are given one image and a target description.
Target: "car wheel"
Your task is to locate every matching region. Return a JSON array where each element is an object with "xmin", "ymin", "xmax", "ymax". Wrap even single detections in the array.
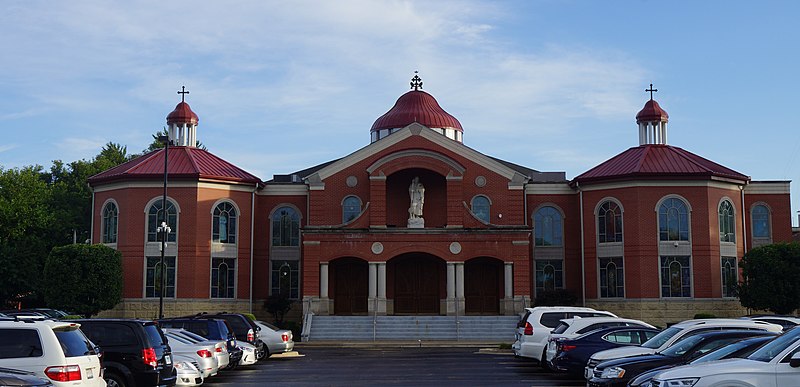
[
  {"xmin": 540, "ymin": 350, "xmax": 551, "ymax": 371},
  {"xmin": 105, "ymin": 371, "xmax": 127, "ymax": 387}
]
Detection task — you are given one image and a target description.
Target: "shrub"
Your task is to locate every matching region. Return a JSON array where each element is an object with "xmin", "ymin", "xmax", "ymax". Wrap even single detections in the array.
[
  {"xmin": 264, "ymin": 295, "xmax": 294, "ymax": 325},
  {"xmin": 533, "ymin": 289, "xmax": 577, "ymax": 307},
  {"xmin": 693, "ymin": 313, "xmax": 717, "ymax": 319}
]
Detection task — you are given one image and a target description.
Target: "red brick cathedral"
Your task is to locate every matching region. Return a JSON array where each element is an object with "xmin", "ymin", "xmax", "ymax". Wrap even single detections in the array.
[{"xmin": 89, "ymin": 77, "xmax": 792, "ymax": 325}]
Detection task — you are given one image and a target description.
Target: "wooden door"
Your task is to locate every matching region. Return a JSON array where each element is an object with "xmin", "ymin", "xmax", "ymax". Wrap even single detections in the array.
[
  {"xmin": 333, "ymin": 259, "xmax": 368, "ymax": 315},
  {"xmin": 465, "ymin": 259, "xmax": 501, "ymax": 315},
  {"xmin": 394, "ymin": 257, "xmax": 440, "ymax": 314}
]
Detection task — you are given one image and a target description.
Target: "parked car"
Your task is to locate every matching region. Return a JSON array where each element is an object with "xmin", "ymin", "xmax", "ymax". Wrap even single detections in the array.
[
  {"xmin": 253, "ymin": 320, "xmax": 294, "ymax": 356},
  {"xmin": 0, "ymin": 317, "xmax": 104, "ymax": 386},
  {"xmin": 157, "ymin": 317, "xmax": 242, "ymax": 368},
  {"xmin": 547, "ymin": 326, "xmax": 660, "ymax": 374},
  {"xmin": 171, "ymin": 355, "xmax": 203, "ymax": 386},
  {"xmin": 652, "ymin": 326, "xmax": 800, "ymax": 387},
  {"xmin": 19, "ymin": 309, "xmax": 70, "ymax": 319},
  {"xmin": 182, "ymin": 313, "xmax": 266, "ymax": 360},
  {"xmin": 235, "ymin": 342, "xmax": 259, "ymax": 366},
  {"xmin": 584, "ymin": 318, "xmax": 783, "ymax": 379},
  {"xmin": 74, "ymin": 318, "xmax": 176, "ymax": 387},
  {"xmin": 628, "ymin": 335, "xmax": 776, "ymax": 387},
  {"xmin": 511, "ymin": 306, "xmax": 617, "ymax": 365},
  {"xmin": 161, "ymin": 331, "xmax": 219, "ymax": 379},
  {"xmin": 163, "ymin": 329, "xmax": 230, "ymax": 370},
  {"xmin": 0, "ymin": 367, "xmax": 54, "ymax": 386},
  {"xmin": 746, "ymin": 315, "xmax": 800, "ymax": 332},
  {"xmin": 588, "ymin": 330, "xmax": 778, "ymax": 386},
  {"xmin": 544, "ymin": 317, "xmax": 656, "ymax": 364}
]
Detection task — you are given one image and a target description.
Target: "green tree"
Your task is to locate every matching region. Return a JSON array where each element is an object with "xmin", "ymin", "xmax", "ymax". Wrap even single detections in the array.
[
  {"xmin": 0, "ymin": 166, "xmax": 55, "ymax": 307},
  {"xmin": 738, "ymin": 242, "xmax": 800, "ymax": 314},
  {"xmin": 43, "ymin": 244, "xmax": 123, "ymax": 318}
]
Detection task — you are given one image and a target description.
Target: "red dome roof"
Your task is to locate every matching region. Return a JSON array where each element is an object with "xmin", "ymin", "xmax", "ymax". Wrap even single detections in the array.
[
  {"xmin": 371, "ymin": 90, "xmax": 462, "ymax": 132},
  {"xmin": 166, "ymin": 102, "xmax": 199, "ymax": 125},
  {"xmin": 636, "ymin": 99, "xmax": 669, "ymax": 123}
]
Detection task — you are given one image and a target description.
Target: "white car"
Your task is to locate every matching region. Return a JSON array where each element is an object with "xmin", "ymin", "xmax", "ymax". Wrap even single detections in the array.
[
  {"xmin": 254, "ymin": 320, "xmax": 295, "ymax": 356},
  {"xmin": 237, "ymin": 342, "xmax": 259, "ymax": 366},
  {"xmin": 164, "ymin": 328, "xmax": 230, "ymax": 370},
  {"xmin": 172, "ymin": 354, "xmax": 204, "ymax": 386},
  {"xmin": 164, "ymin": 331, "xmax": 220, "ymax": 378},
  {"xmin": 0, "ymin": 318, "xmax": 105, "ymax": 386},
  {"xmin": 511, "ymin": 306, "xmax": 617, "ymax": 364},
  {"xmin": 652, "ymin": 327, "xmax": 800, "ymax": 387},
  {"xmin": 747, "ymin": 315, "xmax": 800, "ymax": 332},
  {"xmin": 544, "ymin": 316, "xmax": 656, "ymax": 364},
  {"xmin": 585, "ymin": 318, "xmax": 784, "ymax": 380}
]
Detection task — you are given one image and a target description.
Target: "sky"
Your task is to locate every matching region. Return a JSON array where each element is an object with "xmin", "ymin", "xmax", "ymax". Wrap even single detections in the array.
[{"xmin": 2, "ymin": 1, "xmax": 800, "ymax": 224}]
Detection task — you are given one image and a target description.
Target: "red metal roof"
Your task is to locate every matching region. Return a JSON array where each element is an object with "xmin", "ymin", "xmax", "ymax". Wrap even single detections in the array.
[
  {"xmin": 371, "ymin": 90, "xmax": 462, "ymax": 132},
  {"xmin": 88, "ymin": 146, "xmax": 262, "ymax": 186},
  {"xmin": 166, "ymin": 102, "xmax": 199, "ymax": 125},
  {"xmin": 573, "ymin": 144, "xmax": 750, "ymax": 184},
  {"xmin": 636, "ymin": 99, "xmax": 669, "ymax": 123}
]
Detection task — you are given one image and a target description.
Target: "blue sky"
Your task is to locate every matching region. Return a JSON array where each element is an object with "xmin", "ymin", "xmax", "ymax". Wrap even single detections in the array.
[{"xmin": 2, "ymin": 1, "xmax": 799, "ymax": 224}]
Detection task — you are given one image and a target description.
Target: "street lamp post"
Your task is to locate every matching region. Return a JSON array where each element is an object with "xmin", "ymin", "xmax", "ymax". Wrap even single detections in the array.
[{"xmin": 158, "ymin": 134, "xmax": 170, "ymax": 319}]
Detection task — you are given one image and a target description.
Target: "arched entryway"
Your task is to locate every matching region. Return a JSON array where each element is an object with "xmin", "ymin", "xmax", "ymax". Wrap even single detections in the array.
[
  {"xmin": 465, "ymin": 257, "xmax": 503, "ymax": 315},
  {"xmin": 388, "ymin": 253, "xmax": 445, "ymax": 315},
  {"xmin": 330, "ymin": 257, "xmax": 368, "ymax": 315}
]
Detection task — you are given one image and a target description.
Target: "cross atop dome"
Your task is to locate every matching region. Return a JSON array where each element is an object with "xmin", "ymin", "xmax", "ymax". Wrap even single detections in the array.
[
  {"xmin": 166, "ymin": 86, "xmax": 199, "ymax": 147},
  {"xmin": 410, "ymin": 71, "xmax": 423, "ymax": 91},
  {"xmin": 636, "ymin": 84, "xmax": 669, "ymax": 145},
  {"xmin": 645, "ymin": 83, "xmax": 657, "ymax": 100},
  {"xmin": 178, "ymin": 85, "xmax": 190, "ymax": 102}
]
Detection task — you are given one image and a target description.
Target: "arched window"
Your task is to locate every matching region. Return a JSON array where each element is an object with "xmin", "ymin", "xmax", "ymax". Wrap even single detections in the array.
[
  {"xmin": 660, "ymin": 256, "xmax": 691, "ymax": 297},
  {"xmin": 752, "ymin": 204, "xmax": 771, "ymax": 239},
  {"xmin": 597, "ymin": 201, "xmax": 622, "ymax": 243},
  {"xmin": 535, "ymin": 260, "xmax": 563, "ymax": 292},
  {"xmin": 534, "ymin": 206, "xmax": 563, "ymax": 246},
  {"xmin": 718, "ymin": 200, "xmax": 735, "ymax": 242},
  {"xmin": 213, "ymin": 202, "xmax": 237, "ymax": 244},
  {"xmin": 599, "ymin": 257, "xmax": 624, "ymax": 298},
  {"xmin": 147, "ymin": 200, "xmax": 177, "ymax": 242},
  {"xmin": 342, "ymin": 196, "xmax": 361, "ymax": 223},
  {"xmin": 659, "ymin": 198, "xmax": 689, "ymax": 241},
  {"xmin": 721, "ymin": 257, "xmax": 737, "ymax": 298},
  {"xmin": 272, "ymin": 206, "xmax": 300, "ymax": 247},
  {"xmin": 102, "ymin": 202, "xmax": 118, "ymax": 244},
  {"xmin": 471, "ymin": 195, "xmax": 491, "ymax": 223},
  {"xmin": 211, "ymin": 258, "xmax": 236, "ymax": 298}
]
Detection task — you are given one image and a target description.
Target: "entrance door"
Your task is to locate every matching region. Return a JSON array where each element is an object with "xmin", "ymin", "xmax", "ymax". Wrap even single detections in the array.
[
  {"xmin": 333, "ymin": 258, "xmax": 368, "ymax": 315},
  {"xmin": 465, "ymin": 258, "xmax": 501, "ymax": 315},
  {"xmin": 394, "ymin": 256, "xmax": 440, "ymax": 314}
]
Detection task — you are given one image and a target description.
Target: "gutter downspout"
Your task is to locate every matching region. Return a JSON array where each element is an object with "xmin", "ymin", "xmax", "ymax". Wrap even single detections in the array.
[
  {"xmin": 89, "ymin": 184, "xmax": 95, "ymax": 244},
  {"xmin": 577, "ymin": 181, "xmax": 586, "ymax": 307},
  {"xmin": 741, "ymin": 185, "xmax": 747, "ymax": 253},
  {"xmin": 249, "ymin": 183, "xmax": 256, "ymax": 314}
]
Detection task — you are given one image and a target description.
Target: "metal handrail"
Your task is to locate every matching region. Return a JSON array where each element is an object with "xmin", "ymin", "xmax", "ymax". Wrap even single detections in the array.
[{"xmin": 373, "ymin": 297, "xmax": 378, "ymax": 341}]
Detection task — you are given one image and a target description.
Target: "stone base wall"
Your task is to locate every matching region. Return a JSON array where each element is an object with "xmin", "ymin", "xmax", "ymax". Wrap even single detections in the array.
[
  {"xmin": 585, "ymin": 299, "xmax": 749, "ymax": 328},
  {"xmin": 99, "ymin": 298, "xmax": 264, "ymax": 320}
]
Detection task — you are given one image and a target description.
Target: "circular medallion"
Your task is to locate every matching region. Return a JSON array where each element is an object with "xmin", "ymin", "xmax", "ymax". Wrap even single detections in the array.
[
  {"xmin": 449, "ymin": 242, "xmax": 462, "ymax": 255},
  {"xmin": 346, "ymin": 176, "xmax": 358, "ymax": 187},
  {"xmin": 371, "ymin": 242, "xmax": 384, "ymax": 255},
  {"xmin": 475, "ymin": 176, "xmax": 486, "ymax": 187}
]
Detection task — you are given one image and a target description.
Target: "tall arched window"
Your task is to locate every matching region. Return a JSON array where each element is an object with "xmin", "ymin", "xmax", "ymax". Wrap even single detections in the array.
[
  {"xmin": 534, "ymin": 206, "xmax": 563, "ymax": 246},
  {"xmin": 102, "ymin": 202, "xmax": 118, "ymax": 244},
  {"xmin": 597, "ymin": 201, "xmax": 622, "ymax": 243},
  {"xmin": 147, "ymin": 200, "xmax": 177, "ymax": 242},
  {"xmin": 213, "ymin": 202, "xmax": 237, "ymax": 243},
  {"xmin": 471, "ymin": 195, "xmax": 491, "ymax": 223},
  {"xmin": 599, "ymin": 257, "xmax": 624, "ymax": 298},
  {"xmin": 660, "ymin": 256, "xmax": 691, "ymax": 297},
  {"xmin": 718, "ymin": 200, "xmax": 735, "ymax": 242},
  {"xmin": 752, "ymin": 204, "xmax": 771, "ymax": 239},
  {"xmin": 211, "ymin": 258, "xmax": 235, "ymax": 298},
  {"xmin": 659, "ymin": 198, "xmax": 689, "ymax": 241},
  {"xmin": 535, "ymin": 260, "xmax": 563, "ymax": 292},
  {"xmin": 272, "ymin": 206, "xmax": 300, "ymax": 246},
  {"xmin": 342, "ymin": 196, "xmax": 361, "ymax": 223}
]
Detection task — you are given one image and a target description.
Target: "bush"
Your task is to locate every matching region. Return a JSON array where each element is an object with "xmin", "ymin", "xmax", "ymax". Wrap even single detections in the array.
[
  {"xmin": 693, "ymin": 313, "xmax": 717, "ymax": 319},
  {"xmin": 242, "ymin": 312, "xmax": 256, "ymax": 322},
  {"xmin": 738, "ymin": 242, "xmax": 800, "ymax": 315},
  {"xmin": 533, "ymin": 289, "xmax": 578, "ymax": 307},
  {"xmin": 264, "ymin": 295, "xmax": 294, "ymax": 325}
]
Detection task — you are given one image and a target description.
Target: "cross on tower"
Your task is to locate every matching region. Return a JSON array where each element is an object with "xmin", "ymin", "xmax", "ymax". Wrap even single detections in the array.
[
  {"xmin": 645, "ymin": 83, "xmax": 658, "ymax": 100},
  {"xmin": 177, "ymin": 86, "xmax": 190, "ymax": 102},
  {"xmin": 410, "ymin": 71, "xmax": 423, "ymax": 91}
]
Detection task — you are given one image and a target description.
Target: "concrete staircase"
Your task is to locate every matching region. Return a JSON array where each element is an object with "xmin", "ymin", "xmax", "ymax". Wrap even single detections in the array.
[{"xmin": 305, "ymin": 315, "xmax": 518, "ymax": 342}]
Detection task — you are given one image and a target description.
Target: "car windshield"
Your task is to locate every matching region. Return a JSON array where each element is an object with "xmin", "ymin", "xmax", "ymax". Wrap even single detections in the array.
[
  {"xmin": 258, "ymin": 321, "xmax": 279, "ymax": 331},
  {"xmin": 143, "ymin": 323, "xmax": 166, "ymax": 346},
  {"xmin": 642, "ymin": 326, "xmax": 682, "ymax": 349},
  {"xmin": 691, "ymin": 339, "xmax": 757, "ymax": 364},
  {"xmin": 659, "ymin": 334, "xmax": 705, "ymax": 357},
  {"xmin": 748, "ymin": 328, "xmax": 800, "ymax": 362},
  {"xmin": 54, "ymin": 326, "xmax": 96, "ymax": 357}
]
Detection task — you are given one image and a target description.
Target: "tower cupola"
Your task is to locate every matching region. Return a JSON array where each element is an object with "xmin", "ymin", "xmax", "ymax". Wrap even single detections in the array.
[
  {"xmin": 636, "ymin": 83, "xmax": 669, "ymax": 145},
  {"xmin": 166, "ymin": 86, "xmax": 199, "ymax": 147}
]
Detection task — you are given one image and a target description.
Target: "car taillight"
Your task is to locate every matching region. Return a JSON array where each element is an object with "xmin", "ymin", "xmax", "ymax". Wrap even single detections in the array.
[
  {"xmin": 215, "ymin": 346, "xmax": 223, "ymax": 353},
  {"xmin": 45, "ymin": 365, "xmax": 82, "ymax": 382},
  {"xmin": 281, "ymin": 333, "xmax": 289, "ymax": 342},
  {"xmin": 558, "ymin": 343, "xmax": 577, "ymax": 352},
  {"xmin": 523, "ymin": 322, "xmax": 533, "ymax": 335},
  {"xmin": 142, "ymin": 347, "xmax": 158, "ymax": 368},
  {"xmin": 247, "ymin": 328, "xmax": 254, "ymax": 342},
  {"xmin": 197, "ymin": 349, "xmax": 213, "ymax": 358}
]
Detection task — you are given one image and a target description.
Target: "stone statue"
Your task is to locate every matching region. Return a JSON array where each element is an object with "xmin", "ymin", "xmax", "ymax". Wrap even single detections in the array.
[{"xmin": 408, "ymin": 176, "xmax": 425, "ymax": 222}]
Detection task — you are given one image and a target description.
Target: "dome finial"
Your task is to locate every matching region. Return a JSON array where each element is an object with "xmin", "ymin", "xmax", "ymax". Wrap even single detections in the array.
[
  {"xmin": 178, "ymin": 85, "xmax": 190, "ymax": 102},
  {"xmin": 410, "ymin": 71, "xmax": 423, "ymax": 91},
  {"xmin": 645, "ymin": 83, "xmax": 657, "ymax": 101}
]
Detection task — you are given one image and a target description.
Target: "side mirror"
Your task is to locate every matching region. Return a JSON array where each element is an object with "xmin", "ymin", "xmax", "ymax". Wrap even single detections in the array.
[{"xmin": 790, "ymin": 352, "xmax": 800, "ymax": 368}]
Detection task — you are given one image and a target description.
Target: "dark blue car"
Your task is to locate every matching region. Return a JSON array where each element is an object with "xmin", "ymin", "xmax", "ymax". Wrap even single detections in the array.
[{"xmin": 548, "ymin": 326, "xmax": 661, "ymax": 375}]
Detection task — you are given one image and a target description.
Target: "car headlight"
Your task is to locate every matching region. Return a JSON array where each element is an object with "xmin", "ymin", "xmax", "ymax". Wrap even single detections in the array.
[
  {"xmin": 659, "ymin": 378, "xmax": 699, "ymax": 387},
  {"xmin": 173, "ymin": 361, "xmax": 189, "ymax": 370},
  {"xmin": 600, "ymin": 366, "xmax": 626, "ymax": 379}
]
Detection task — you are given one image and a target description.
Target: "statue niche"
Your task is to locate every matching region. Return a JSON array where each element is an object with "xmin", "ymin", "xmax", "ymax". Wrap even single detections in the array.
[{"xmin": 407, "ymin": 176, "xmax": 425, "ymax": 228}]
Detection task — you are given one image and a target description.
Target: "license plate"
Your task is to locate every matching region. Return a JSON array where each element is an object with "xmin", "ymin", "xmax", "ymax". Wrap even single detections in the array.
[
  {"xmin": 87, "ymin": 368, "xmax": 93, "ymax": 379},
  {"xmin": 165, "ymin": 354, "xmax": 172, "ymax": 365}
]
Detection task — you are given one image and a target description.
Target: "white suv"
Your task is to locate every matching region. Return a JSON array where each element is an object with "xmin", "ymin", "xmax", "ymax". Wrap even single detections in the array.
[
  {"xmin": 652, "ymin": 326, "xmax": 800, "ymax": 387},
  {"xmin": 511, "ymin": 306, "xmax": 617, "ymax": 364},
  {"xmin": 0, "ymin": 318, "xmax": 105, "ymax": 386},
  {"xmin": 585, "ymin": 318, "xmax": 783, "ymax": 380}
]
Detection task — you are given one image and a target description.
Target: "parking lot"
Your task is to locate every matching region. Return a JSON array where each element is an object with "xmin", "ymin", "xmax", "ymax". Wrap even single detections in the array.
[{"xmin": 205, "ymin": 346, "xmax": 584, "ymax": 386}]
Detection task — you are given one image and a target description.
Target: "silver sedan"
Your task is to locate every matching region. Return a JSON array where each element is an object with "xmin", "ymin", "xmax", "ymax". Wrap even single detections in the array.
[{"xmin": 254, "ymin": 320, "xmax": 295, "ymax": 356}]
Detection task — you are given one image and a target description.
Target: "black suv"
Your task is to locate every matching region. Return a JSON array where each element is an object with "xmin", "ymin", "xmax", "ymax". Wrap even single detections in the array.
[
  {"xmin": 187, "ymin": 312, "xmax": 266, "ymax": 359},
  {"xmin": 157, "ymin": 317, "xmax": 243, "ymax": 367},
  {"xmin": 75, "ymin": 319, "xmax": 176, "ymax": 387}
]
